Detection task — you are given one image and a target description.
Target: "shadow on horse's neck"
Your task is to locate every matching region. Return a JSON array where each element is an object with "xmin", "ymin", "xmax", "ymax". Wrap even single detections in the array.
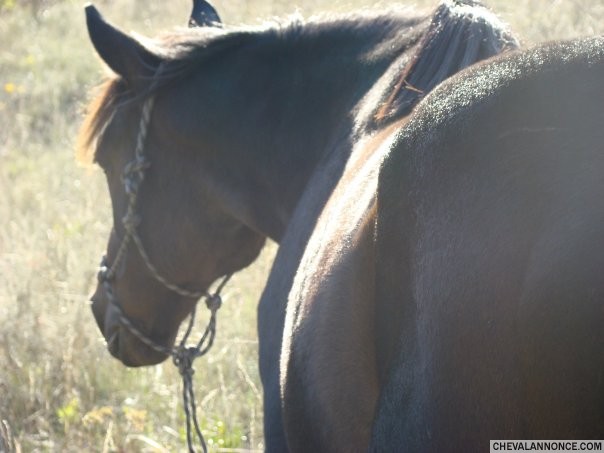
[{"xmin": 174, "ymin": 13, "xmax": 426, "ymax": 244}]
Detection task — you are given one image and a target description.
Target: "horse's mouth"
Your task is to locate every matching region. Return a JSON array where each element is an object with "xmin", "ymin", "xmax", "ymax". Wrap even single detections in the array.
[
  {"xmin": 92, "ymin": 293, "xmax": 171, "ymax": 367},
  {"xmin": 105, "ymin": 325, "xmax": 171, "ymax": 367},
  {"xmin": 91, "ymin": 286, "xmax": 177, "ymax": 367}
]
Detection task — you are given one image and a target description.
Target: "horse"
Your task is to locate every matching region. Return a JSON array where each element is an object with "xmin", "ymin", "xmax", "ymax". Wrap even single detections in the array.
[
  {"xmin": 78, "ymin": 1, "xmax": 517, "ymax": 450},
  {"xmin": 282, "ymin": 36, "xmax": 604, "ymax": 452},
  {"xmin": 372, "ymin": 36, "xmax": 604, "ymax": 449}
]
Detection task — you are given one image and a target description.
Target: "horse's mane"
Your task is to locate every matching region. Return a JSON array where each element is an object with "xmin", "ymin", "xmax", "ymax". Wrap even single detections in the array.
[
  {"xmin": 76, "ymin": 8, "xmax": 423, "ymax": 164},
  {"xmin": 365, "ymin": 0, "xmax": 519, "ymax": 129},
  {"xmin": 77, "ymin": 79, "xmax": 124, "ymax": 164}
]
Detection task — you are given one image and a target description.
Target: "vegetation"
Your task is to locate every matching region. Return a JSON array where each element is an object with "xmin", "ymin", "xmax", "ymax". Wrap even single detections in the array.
[{"xmin": 1, "ymin": 0, "xmax": 603, "ymax": 451}]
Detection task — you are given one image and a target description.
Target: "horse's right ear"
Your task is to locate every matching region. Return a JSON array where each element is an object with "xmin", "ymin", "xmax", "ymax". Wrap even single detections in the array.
[
  {"xmin": 85, "ymin": 4, "xmax": 160, "ymax": 91},
  {"xmin": 189, "ymin": 0, "xmax": 222, "ymax": 28}
]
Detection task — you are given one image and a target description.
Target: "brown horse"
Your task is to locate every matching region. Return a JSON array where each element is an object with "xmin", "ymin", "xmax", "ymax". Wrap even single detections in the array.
[
  {"xmin": 78, "ymin": 1, "xmax": 517, "ymax": 450},
  {"xmin": 282, "ymin": 37, "xmax": 604, "ymax": 452}
]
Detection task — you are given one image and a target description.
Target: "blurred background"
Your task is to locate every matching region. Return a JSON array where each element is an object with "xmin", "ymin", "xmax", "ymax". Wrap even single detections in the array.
[{"xmin": 1, "ymin": 0, "xmax": 603, "ymax": 451}]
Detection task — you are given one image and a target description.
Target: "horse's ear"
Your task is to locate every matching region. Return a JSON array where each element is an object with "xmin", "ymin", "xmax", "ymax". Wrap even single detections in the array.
[
  {"xmin": 189, "ymin": 0, "xmax": 222, "ymax": 28},
  {"xmin": 85, "ymin": 4, "xmax": 161, "ymax": 91}
]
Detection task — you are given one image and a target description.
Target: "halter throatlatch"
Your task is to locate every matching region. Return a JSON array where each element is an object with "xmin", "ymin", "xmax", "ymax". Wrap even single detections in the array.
[{"xmin": 96, "ymin": 94, "xmax": 232, "ymax": 453}]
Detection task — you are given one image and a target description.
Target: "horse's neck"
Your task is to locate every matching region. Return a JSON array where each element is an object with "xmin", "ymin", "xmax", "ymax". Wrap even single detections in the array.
[{"xmin": 232, "ymin": 15, "xmax": 425, "ymax": 242}]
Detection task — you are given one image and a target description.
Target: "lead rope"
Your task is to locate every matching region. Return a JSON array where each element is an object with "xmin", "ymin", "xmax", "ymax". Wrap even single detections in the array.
[
  {"xmin": 173, "ymin": 275, "xmax": 231, "ymax": 453},
  {"xmin": 97, "ymin": 84, "xmax": 233, "ymax": 453}
]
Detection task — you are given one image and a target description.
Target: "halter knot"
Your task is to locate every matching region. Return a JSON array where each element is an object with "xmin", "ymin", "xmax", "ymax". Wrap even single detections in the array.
[
  {"xmin": 205, "ymin": 294, "xmax": 222, "ymax": 312},
  {"xmin": 121, "ymin": 212, "xmax": 141, "ymax": 233},
  {"xmin": 122, "ymin": 157, "xmax": 150, "ymax": 195},
  {"xmin": 174, "ymin": 346, "xmax": 198, "ymax": 378},
  {"xmin": 97, "ymin": 256, "xmax": 112, "ymax": 283},
  {"xmin": 123, "ymin": 155, "xmax": 150, "ymax": 177}
]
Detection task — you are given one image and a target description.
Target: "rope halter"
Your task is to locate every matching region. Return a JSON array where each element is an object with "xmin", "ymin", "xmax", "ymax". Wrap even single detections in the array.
[{"xmin": 96, "ymin": 94, "xmax": 232, "ymax": 453}]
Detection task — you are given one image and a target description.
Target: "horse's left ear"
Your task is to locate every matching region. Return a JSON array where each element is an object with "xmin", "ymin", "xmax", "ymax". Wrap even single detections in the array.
[{"xmin": 85, "ymin": 4, "xmax": 161, "ymax": 92}]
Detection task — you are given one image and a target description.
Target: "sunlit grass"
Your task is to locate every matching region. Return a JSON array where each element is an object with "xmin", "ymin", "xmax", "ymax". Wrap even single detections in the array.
[{"xmin": 1, "ymin": 0, "xmax": 604, "ymax": 451}]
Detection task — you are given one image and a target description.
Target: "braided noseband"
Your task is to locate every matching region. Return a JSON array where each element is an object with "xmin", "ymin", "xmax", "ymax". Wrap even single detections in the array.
[{"xmin": 97, "ymin": 94, "xmax": 232, "ymax": 453}]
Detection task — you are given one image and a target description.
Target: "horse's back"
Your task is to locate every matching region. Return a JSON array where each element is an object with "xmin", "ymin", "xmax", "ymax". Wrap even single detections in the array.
[{"xmin": 372, "ymin": 37, "xmax": 604, "ymax": 450}]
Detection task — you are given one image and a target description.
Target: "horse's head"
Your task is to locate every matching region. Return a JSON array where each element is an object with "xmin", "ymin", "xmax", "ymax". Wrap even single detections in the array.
[{"xmin": 82, "ymin": 6, "xmax": 265, "ymax": 367}]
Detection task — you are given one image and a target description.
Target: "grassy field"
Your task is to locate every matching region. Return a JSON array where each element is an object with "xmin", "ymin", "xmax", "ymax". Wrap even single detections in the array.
[{"xmin": 1, "ymin": 0, "xmax": 603, "ymax": 451}]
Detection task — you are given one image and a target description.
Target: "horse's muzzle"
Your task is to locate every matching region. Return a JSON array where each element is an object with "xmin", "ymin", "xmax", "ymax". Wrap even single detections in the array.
[
  {"xmin": 105, "ymin": 325, "xmax": 170, "ymax": 367},
  {"xmin": 90, "ymin": 286, "xmax": 170, "ymax": 367}
]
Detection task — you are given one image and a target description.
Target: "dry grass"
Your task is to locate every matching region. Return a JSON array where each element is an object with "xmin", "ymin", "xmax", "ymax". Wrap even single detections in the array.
[{"xmin": 1, "ymin": 0, "xmax": 603, "ymax": 451}]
